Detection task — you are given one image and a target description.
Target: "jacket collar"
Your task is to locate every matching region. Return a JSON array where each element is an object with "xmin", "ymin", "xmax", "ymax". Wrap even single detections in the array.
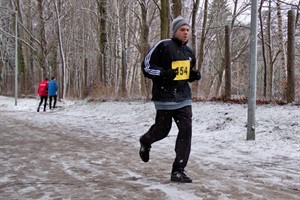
[{"xmin": 171, "ymin": 37, "xmax": 188, "ymax": 46}]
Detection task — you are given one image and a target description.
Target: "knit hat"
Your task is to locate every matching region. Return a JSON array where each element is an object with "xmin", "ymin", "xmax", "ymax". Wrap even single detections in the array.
[{"xmin": 172, "ymin": 16, "xmax": 190, "ymax": 35}]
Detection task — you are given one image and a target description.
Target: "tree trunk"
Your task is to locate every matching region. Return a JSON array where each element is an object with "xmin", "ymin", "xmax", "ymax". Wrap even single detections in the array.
[
  {"xmin": 37, "ymin": 0, "xmax": 48, "ymax": 77},
  {"xmin": 276, "ymin": 0, "xmax": 287, "ymax": 100},
  {"xmin": 191, "ymin": 0, "xmax": 200, "ymax": 53},
  {"xmin": 197, "ymin": 0, "xmax": 208, "ymax": 71},
  {"xmin": 55, "ymin": 0, "xmax": 66, "ymax": 99},
  {"xmin": 224, "ymin": 25, "xmax": 231, "ymax": 100},
  {"xmin": 96, "ymin": 0, "xmax": 107, "ymax": 85},
  {"xmin": 139, "ymin": 0, "xmax": 151, "ymax": 99},
  {"xmin": 267, "ymin": 0, "xmax": 273, "ymax": 99},
  {"xmin": 160, "ymin": 0, "xmax": 169, "ymax": 39},
  {"xmin": 172, "ymin": 0, "xmax": 181, "ymax": 17},
  {"xmin": 287, "ymin": 10, "xmax": 295, "ymax": 103},
  {"xmin": 259, "ymin": 0, "xmax": 268, "ymax": 97},
  {"xmin": 194, "ymin": 0, "xmax": 208, "ymax": 96}
]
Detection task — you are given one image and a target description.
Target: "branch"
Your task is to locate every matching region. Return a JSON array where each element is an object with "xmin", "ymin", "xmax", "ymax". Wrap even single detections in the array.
[{"xmin": 0, "ymin": 28, "xmax": 37, "ymax": 51}]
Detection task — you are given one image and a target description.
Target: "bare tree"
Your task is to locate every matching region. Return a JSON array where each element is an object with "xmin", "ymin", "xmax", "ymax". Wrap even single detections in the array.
[
  {"xmin": 224, "ymin": 25, "xmax": 231, "ymax": 100},
  {"xmin": 37, "ymin": 0, "xmax": 48, "ymax": 77},
  {"xmin": 191, "ymin": 0, "xmax": 200, "ymax": 52},
  {"xmin": 96, "ymin": 0, "xmax": 108, "ymax": 85},
  {"xmin": 54, "ymin": 0, "xmax": 66, "ymax": 98},
  {"xmin": 172, "ymin": 0, "xmax": 181, "ymax": 17},
  {"xmin": 287, "ymin": 9, "xmax": 295, "ymax": 103},
  {"xmin": 137, "ymin": 0, "xmax": 154, "ymax": 99},
  {"xmin": 160, "ymin": 0, "xmax": 169, "ymax": 39},
  {"xmin": 0, "ymin": 0, "xmax": 299, "ymax": 103},
  {"xmin": 276, "ymin": 0, "xmax": 287, "ymax": 100}
]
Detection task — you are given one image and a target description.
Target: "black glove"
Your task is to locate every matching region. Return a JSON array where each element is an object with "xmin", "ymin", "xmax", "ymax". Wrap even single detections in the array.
[
  {"xmin": 188, "ymin": 69, "xmax": 201, "ymax": 82},
  {"xmin": 161, "ymin": 69, "xmax": 178, "ymax": 80}
]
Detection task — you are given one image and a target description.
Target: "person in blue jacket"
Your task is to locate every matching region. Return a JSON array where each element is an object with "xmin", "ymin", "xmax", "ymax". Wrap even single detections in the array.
[
  {"xmin": 139, "ymin": 16, "xmax": 201, "ymax": 183},
  {"xmin": 48, "ymin": 76, "xmax": 58, "ymax": 109}
]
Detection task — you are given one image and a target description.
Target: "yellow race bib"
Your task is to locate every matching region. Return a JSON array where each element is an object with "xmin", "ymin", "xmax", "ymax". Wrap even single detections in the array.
[{"xmin": 172, "ymin": 60, "xmax": 190, "ymax": 80}]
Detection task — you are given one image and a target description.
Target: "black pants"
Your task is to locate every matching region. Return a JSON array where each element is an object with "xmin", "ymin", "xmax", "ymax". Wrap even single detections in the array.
[
  {"xmin": 49, "ymin": 95, "xmax": 57, "ymax": 109},
  {"xmin": 140, "ymin": 105, "xmax": 192, "ymax": 172},
  {"xmin": 37, "ymin": 96, "xmax": 48, "ymax": 111}
]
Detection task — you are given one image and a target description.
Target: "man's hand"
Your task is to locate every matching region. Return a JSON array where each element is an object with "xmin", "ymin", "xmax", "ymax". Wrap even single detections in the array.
[
  {"xmin": 161, "ymin": 69, "xmax": 178, "ymax": 80},
  {"xmin": 188, "ymin": 70, "xmax": 201, "ymax": 82}
]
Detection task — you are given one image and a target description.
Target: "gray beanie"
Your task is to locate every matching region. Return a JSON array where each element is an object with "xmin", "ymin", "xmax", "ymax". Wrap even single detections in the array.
[{"xmin": 172, "ymin": 16, "xmax": 190, "ymax": 35}]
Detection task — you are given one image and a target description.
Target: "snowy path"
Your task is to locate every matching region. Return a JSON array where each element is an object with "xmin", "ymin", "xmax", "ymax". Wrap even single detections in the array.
[{"xmin": 0, "ymin": 97, "xmax": 299, "ymax": 199}]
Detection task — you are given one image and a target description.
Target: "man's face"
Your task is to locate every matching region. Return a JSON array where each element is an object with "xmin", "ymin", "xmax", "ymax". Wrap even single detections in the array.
[{"xmin": 174, "ymin": 25, "xmax": 190, "ymax": 43}]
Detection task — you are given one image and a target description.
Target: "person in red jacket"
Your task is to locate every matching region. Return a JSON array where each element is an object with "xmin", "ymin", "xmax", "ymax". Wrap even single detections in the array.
[{"xmin": 37, "ymin": 78, "xmax": 49, "ymax": 112}]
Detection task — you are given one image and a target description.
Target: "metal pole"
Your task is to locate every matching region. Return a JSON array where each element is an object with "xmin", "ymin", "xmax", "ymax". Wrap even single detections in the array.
[
  {"xmin": 14, "ymin": 10, "xmax": 18, "ymax": 106},
  {"xmin": 247, "ymin": 0, "xmax": 258, "ymax": 140}
]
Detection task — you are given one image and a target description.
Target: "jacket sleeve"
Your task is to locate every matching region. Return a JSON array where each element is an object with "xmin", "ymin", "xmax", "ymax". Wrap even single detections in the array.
[
  {"xmin": 55, "ymin": 82, "xmax": 58, "ymax": 92},
  {"xmin": 141, "ymin": 41, "xmax": 166, "ymax": 79},
  {"xmin": 37, "ymin": 83, "xmax": 41, "ymax": 95}
]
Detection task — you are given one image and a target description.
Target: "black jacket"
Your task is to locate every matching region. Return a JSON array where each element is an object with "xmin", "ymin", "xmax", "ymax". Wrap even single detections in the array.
[{"xmin": 142, "ymin": 37, "xmax": 196, "ymax": 102}]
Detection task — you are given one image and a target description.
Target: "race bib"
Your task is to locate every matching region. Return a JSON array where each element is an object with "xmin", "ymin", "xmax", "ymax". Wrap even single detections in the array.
[{"xmin": 172, "ymin": 60, "xmax": 190, "ymax": 80}]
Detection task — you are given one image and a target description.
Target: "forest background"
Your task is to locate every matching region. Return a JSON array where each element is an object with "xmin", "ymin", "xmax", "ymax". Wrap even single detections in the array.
[{"xmin": 0, "ymin": 0, "xmax": 300, "ymax": 103}]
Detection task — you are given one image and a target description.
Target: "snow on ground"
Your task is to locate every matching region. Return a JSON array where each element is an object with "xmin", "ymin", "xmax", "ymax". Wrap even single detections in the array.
[{"xmin": 0, "ymin": 96, "xmax": 299, "ymax": 200}]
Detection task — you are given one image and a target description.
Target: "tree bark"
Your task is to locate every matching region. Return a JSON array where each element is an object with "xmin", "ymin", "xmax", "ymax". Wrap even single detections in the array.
[
  {"xmin": 55, "ymin": 0, "xmax": 66, "ymax": 99},
  {"xmin": 37, "ymin": 0, "xmax": 48, "ymax": 77},
  {"xmin": 96, "ymin": 0, "xmax": 107, "ymax": 85},
  {"xmin": 224, "ymin": 25, "xmax": 231, "ymax": 100},
  {"xmin": 138, "ymin": 0, "xmax": 151, "ymax": 99},
  {"xmin": 172, "ymin": 0, "xmax": 181, "ymax": 17},
  {"xmin": 287, "ymin": 10, "xmax": 295, "ymax": 103},
  {"xmin": 191, "ymin": 0, "xmax": 200, "ymax": 53},
  {"xmin": 267, "ymin": 0, "xmax": 273, "ymax": 99},
  {"xmin": 276, "ymin": 0, "xmax": 287, "ymax": 100},
  {"xmin": 259, "ymin": 0, "xmax": 268, "ymax": 97},
  {"xmin": 160, "ymin": 0, "xmax": 169, "ymax": 39}
]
